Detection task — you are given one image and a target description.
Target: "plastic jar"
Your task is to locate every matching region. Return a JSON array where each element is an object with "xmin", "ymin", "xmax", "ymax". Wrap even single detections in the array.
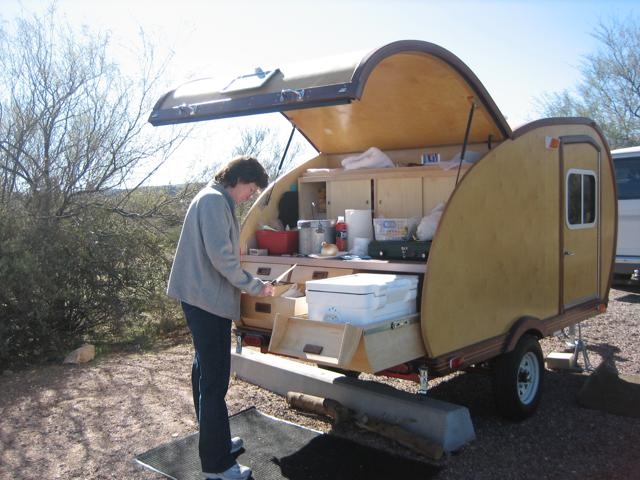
[{"xmin": 335, "ymin": 216, "xmax": 348, "ymax": 251}]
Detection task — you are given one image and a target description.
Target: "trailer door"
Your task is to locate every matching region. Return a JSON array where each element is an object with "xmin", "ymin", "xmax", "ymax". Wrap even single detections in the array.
[{"xmin": 562, "ymin": 138, "xmax": 601, "ymax": 309}]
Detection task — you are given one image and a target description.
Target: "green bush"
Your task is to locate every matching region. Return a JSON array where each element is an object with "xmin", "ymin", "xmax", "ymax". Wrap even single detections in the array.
[{"xmin": 0, "ymin": 205, "xmax": 181, "ymax": 370}]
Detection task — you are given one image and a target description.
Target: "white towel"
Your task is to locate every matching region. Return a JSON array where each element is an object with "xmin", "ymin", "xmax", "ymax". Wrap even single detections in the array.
[{"xmin": 342, "ymin": 147, "xmax": 394, "ymax": 170}]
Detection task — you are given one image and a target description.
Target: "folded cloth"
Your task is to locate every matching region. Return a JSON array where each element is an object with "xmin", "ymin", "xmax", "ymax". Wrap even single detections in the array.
[
  {"xmin": 416, "ymin": 202, "xmax": 445, "ymax": 241},
  {"xmin": 342, "ymin": 147, "xmax": 394, "ymax": 170}
]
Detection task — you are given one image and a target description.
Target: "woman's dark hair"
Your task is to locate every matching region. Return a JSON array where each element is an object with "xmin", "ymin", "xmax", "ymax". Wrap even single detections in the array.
[{"xmin": 214, "ymin": 155, "xmax": 269, "ymax": 189}]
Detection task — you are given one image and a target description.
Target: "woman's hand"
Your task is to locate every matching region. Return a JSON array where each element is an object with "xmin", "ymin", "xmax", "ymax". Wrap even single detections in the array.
[{"xmin": 258, "ymin": 283, "xmax": 275, "ymax": 297}]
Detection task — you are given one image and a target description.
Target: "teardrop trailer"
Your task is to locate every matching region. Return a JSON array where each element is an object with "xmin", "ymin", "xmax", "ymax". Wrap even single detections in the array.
[{"xmin": 150, "ymin": 40, "xmax": 617, "ymax": 422}]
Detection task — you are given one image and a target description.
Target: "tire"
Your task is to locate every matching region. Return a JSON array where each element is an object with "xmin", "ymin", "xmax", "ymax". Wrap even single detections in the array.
[{"xmin": 492, "ymin": 334, "xmax": 544, "ymax": 421}]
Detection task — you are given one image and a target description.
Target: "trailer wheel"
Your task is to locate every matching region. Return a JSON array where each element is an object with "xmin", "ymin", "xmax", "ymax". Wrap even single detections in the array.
[{"xmin": 492, "ymin": 334, "xmax": 544, "ymax": 421}]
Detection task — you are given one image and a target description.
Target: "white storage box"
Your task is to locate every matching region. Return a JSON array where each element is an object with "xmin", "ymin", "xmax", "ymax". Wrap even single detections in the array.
[
  {"xmin": 305, "ymin": 273, "xmax": 418, "ymax": 325},
  {"xmin": 373, "ymin": 218, "xmax": 420, "ymax": 241}
]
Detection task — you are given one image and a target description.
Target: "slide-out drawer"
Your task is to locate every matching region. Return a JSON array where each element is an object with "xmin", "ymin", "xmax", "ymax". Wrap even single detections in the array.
[
  {"xmin": 243, "ymin": 262, "xmax": 295, "ymax": 282},
  {"xmin": 268, "ymin": 313, "xmax": 425, "ymax": 373},
  {"xmin": 239, "ymin": 264, "xmax": 354, "ymax": 331}
]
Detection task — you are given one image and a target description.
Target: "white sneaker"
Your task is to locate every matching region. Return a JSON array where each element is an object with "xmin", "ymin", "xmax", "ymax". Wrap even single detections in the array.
[
  {"xmin": 204, "ymin": 462, "xmax": 251, "ymax": 480},
  {"xmin": 230, "ymin": 436, "xmax": 244, "ymax": 454}
]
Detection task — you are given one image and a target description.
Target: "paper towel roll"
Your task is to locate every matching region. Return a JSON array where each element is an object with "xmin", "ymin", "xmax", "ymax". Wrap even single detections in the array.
[
  {"xmin": 345, "ymin": 209, "xmax": 373, "ymax": 252},
  {"xmin": 352, "ymin": 237, "xmax": 370, "ymax": 256}
]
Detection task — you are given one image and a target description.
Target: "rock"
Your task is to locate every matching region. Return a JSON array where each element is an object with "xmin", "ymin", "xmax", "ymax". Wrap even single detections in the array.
[{"xmin": 63, "ymin": 344, "xmax": 96, "ymax": 364}]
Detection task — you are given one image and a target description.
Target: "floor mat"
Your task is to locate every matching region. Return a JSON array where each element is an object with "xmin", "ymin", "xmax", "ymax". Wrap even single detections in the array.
[{"xmin": 135, "ymin": 407, "xmax": 440, "ymax": 480}]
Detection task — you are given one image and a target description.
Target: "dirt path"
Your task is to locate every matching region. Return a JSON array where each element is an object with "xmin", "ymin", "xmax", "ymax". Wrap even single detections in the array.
[{"xmin": 1, "ymin": 287, "xmax": 639, "ymax": 479}]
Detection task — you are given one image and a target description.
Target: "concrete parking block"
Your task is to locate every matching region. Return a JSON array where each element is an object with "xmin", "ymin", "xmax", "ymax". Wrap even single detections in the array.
[{"xmin": 231, "ymin": 348, "xmax": 476, "ymax": 452}]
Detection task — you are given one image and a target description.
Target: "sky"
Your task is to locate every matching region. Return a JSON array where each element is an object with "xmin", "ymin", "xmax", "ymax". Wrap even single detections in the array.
[{"xmin": 5, "ymin": 0, "xmax": 640, "ymax": 185}]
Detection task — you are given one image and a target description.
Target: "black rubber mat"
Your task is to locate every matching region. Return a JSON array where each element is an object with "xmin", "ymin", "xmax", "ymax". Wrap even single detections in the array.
[{"xmin": 135, "ymin": 406, "xmax": 440, "ymax": 479}]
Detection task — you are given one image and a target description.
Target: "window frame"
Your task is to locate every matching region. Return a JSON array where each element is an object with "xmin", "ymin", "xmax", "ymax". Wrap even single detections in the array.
[
  {"xmin": 565, "ymin": 168, "xmax": 597, "ymax": 230},
  {"xmin": 613, "ymin": 155, "xmax": 640, "ymax": 201}
]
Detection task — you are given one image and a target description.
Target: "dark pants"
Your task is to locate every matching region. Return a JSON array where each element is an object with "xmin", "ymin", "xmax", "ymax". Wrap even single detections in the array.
[{"xmin": 182, "ymin": 302, "xmax": 234, "ymax": 474}]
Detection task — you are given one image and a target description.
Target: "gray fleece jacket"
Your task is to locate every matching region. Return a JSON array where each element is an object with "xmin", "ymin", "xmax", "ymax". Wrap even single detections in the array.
[{"xmin": 167, "ymin": 183, "xmax": 265, "ymax": 319}]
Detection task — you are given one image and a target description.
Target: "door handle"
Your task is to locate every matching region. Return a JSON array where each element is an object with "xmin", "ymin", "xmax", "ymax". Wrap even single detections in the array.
[{"xmin": 564, "ymin": 250, "xmax": 575, "ymax": 256}]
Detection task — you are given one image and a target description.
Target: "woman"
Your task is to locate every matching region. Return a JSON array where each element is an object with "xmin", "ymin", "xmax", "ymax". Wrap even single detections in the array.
[{"xmin": 167, "ymin": 155, "xmax": 274, "ymax": 480}]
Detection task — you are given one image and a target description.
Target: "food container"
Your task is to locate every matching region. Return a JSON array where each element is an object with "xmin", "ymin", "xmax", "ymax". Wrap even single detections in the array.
[
  {"xmin": 297, "ymin": 219, "xmax": 335, "ymax": 255},
  {"xmin": 373, "ymin": 218, "xmax": 420, "ymax": 241},
  {"xmin": 255, "ymin": 230, "xmax": 299, "ymax": 255}
]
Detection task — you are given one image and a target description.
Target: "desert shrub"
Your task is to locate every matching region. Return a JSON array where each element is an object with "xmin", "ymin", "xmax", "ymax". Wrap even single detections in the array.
[{"xmin": 0, "ymin": 204, "xmax": 181, "ymax": 369}]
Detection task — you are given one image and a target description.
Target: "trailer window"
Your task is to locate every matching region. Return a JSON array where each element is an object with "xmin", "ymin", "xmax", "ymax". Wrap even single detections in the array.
[
  {"xmin": 566, "ymin": 169, "xmax": 597, "ymax": 228},
  {"xmin": 613, "ymin": 156, "xmax": 640, "ymax": 200}
]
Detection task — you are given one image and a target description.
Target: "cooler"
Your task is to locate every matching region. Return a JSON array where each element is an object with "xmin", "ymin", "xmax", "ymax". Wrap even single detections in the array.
[{"xmin": 305, "ymin": 273, "xmax": 418, "ymax": 325}]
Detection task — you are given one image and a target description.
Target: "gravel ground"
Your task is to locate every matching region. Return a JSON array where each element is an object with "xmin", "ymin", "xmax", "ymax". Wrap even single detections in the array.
[{"xmin": 0, "ymin": 285, "xmax": 638, "ymax": 479}]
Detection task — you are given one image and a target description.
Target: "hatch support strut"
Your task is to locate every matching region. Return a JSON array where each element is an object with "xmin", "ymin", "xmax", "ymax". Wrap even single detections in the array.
[
  {"xmin": 263, "ymin": 124, "xmax": 297, "ymax": 206},
  {"xmin": 455, "ymin": 99, "xmax": 477, "ymax": 186}
]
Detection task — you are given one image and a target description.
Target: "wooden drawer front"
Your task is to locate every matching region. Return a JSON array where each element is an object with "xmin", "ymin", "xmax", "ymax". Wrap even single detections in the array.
[
  {"xmin": 240, "ymin": 293, "xmax": 307, "ymax": 331},
  {"xmin": 290, "ymin": 266, "xmax": 354, "ymax": 283},
  {"xmin": 268, "ymin": 313, "xmax": 425, "ymax": 373},
  {"xmin": 243, "ymin": 262, "xmax": 294, "ymax": 281}
]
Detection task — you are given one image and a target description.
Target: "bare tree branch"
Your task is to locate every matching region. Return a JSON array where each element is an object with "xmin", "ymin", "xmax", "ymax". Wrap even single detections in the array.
[
  {"xmin": 535, "ymin": 16, "xmax": 640, "ymax": 148},
  {"xmin": 0, "ymin": 6, "xmax": 189, "ymax": 220}
]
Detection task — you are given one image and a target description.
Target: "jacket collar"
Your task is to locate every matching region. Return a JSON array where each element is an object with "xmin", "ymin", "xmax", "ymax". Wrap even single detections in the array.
[{"xmin": 209, "ymin": 181, "xmax": 236, "ymax": 216}]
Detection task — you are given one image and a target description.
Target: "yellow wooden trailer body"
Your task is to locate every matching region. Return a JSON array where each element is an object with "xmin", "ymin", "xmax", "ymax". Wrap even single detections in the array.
[{"xmin": 151, "ymin": 40, "xmax": 616, "ymax": 417}]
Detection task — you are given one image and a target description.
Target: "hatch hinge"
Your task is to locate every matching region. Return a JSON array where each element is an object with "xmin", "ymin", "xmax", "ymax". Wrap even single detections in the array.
[{"xmin": 280, "ymin": 89, "xmax": 305, "ymax": 103}]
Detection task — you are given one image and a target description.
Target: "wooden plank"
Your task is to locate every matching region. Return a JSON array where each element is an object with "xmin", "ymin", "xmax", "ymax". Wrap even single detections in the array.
[
  {"xmin": 355, "ymin": 414, "xmax": 444, "ymax": 460},
  {"xmin": 299, "ymin": 163, "xmax": 469, "ymax": 183},
  {"xmin": 242, "ymin": 255, "xmax": 427, "ymax": 274}
]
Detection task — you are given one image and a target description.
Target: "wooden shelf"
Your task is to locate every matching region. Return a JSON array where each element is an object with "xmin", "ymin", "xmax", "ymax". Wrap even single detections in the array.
[
  {"xmin": 299, "ymin": 164, "xmax": 466, "ymax": 183},
  {"xmin": 241, "ymin": 254, "xmax": 426, "ymax": 274}
]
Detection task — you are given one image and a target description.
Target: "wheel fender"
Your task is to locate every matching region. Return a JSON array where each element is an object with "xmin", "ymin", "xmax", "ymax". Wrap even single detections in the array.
[{"xmin": 503, "ymin": 316, "xmax": 544, "ymax": 354}]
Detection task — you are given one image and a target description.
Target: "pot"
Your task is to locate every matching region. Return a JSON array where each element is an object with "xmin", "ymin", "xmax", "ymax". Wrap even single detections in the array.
[{"xmin": 297, "ymin": 219, "xmax": 336, "ymax": 255}]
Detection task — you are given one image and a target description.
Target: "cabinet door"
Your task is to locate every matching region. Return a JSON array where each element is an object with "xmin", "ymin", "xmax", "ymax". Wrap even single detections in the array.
[
  {"xmin": 327, "ymin": 179, "xmax": 371, "ymax": 219},
  {"xmin": 375, "ymin": 177, "xmax": 423, "ymax": 217},
  {"xmin": 422, "ymin": 175, "xmax": 457, "ymax": 214},
  {"xmin": 298, "ymin": 182, "xmax": 328, "ymax": 219}
]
